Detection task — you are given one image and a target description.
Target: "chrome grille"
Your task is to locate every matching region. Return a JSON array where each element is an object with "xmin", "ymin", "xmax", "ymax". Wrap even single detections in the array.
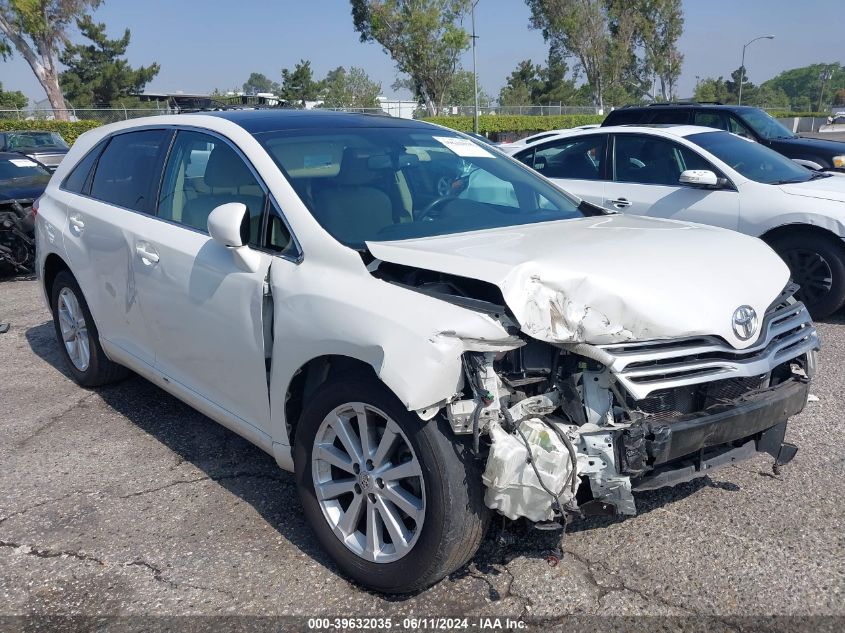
[{"xmin": 600, "ymin": 300, "xmax": 819, "ymax": 400}]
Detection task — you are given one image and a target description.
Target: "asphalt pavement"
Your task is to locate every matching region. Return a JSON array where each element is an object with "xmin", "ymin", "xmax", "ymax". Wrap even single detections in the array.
[{"xmin": 1, "ymin": 277, "xmax": 843, "ymax": 632}]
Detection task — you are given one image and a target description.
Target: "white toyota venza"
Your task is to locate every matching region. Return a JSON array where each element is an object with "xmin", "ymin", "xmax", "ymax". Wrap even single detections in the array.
[{"xmin": 35, "ymin": 111, "xmax": 819, "ymax": 592}]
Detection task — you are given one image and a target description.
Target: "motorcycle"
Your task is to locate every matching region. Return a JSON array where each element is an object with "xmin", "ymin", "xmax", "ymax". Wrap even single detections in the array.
[{"xmin": 0, "ymin": 198, "xmax": 36, "ymax": 276}]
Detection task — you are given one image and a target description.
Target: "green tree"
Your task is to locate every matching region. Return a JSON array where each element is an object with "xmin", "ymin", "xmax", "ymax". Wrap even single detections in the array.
[
  {"xmin": 350, "ymin": 0, "xmax": 471, "ymax": 116},
  {"xmin": 0, "ymin": 0, "xmax": 101, "ymax": 118},
  {"xmin": 633, "ymin": 0, "xmax": 683, "ymax": 101},
  {"xmin": 442, "ymin": 69, "xmax": 490, "ymax": 107},
  {"xmin": 59, "ymin": 15, "xmax": 159, "ymax": 107},
  {"xmin": 693, "ymin": 76, "xmax": 729, "ymax": 103},
  {"xmin": 0, "ymin": 81, "xmax": 27, "ymax": 109},
  {"xmin": 242, "ymin": 72, "xmax": 279, "ymax": 95},
  {"xmin": 322, "ymin": 66, "xmax": 382, "ymax": 108},
  {"xmin": 761, "ymin": 63, "xmax": 844, "ymax": 111},
  {"xmin": 498, "ymin": 60, "xmax": 544, "ymax": 106},
  {"xmin": 280, "ymin": 59, "xmax": 322, "ymax": 107},
  {"xmin": 834, "ymin": 88, "xmax": 845, "ymax": 107},
  {"xmin": 526, "ymin": 0, "xmax": 639, "ymax": 111}
]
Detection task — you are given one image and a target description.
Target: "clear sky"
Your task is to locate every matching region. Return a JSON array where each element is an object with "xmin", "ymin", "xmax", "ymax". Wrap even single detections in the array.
[{"xmin": 1, "ymin": 0, "xmax": 842, "ymax": 105}]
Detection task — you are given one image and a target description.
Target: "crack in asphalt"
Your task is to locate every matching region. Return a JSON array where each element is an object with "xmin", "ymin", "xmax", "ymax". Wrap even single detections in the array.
[
  {"xmin": 119, "ymin": 471, "xmax": 294, "ymax": 499},
  {"xmin": 14, "ymin": 391, "xmax": 98, "ymax": 448},
  {"xmin": 0, "ymin": 490, "xmax": 95, "ymax": 526},
  {"xmin": 0, "ymin": 539, "xmax": 106, "ymax": 566}
]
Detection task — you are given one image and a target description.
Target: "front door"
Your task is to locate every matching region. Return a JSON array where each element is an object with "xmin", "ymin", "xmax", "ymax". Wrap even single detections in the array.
[
  {"xmin": 516, "ymin": 134, "xmax": 608, "ymax": 207},
  {"xmin": 603, "ymin": 133, "xmax": 740, "ymax": 230},
  {"xmin": 133, "ymin": 129, "xmax": 274, "ymax": 434}
]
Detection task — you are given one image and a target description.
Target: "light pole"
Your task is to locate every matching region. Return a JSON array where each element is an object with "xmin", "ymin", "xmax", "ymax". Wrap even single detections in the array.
[
  {"xmin": 818, "ymin": 65, "xmax": 834, "ymax": 112},
  {"xmin": 471, "ymin": 0, "xmax": 480, "ymax": 134},
  {"xmin": 738, "ymin": 35, "xmax": 774, "ymax": 105}
]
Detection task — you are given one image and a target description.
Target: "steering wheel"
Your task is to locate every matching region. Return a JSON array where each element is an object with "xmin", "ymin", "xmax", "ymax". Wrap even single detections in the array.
[{"xmin": 415, "ymin": 196, "xmax": 452, "ymax": 222}]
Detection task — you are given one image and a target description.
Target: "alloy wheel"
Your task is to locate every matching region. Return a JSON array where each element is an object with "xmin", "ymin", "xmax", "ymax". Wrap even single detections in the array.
[
  {"xmin": 783, "ymin": 248, "xmax": 834, "ymax": 307},
  {"xmin": 311, "ymin": 402, "xmax": 426, "ymax": 563},
  {"xmin": 57, "ymin": 287, "xmax": 90, "ymax": 372}
]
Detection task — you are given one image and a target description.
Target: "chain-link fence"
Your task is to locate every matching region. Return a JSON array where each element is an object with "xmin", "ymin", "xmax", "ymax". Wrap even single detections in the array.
[{"xmin": 0, "ymin": 107, "xmax": 174, "ymax": 123}]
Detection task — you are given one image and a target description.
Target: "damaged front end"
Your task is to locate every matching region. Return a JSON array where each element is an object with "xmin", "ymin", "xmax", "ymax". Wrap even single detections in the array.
[{"xmin": 443, "ymin": 287, "xmax": 819, "ymax": 523}]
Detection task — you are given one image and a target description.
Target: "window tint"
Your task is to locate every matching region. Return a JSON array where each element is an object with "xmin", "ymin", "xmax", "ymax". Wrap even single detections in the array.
[
  {"xmin": 531, "ymin": 135, "xmax": 606, "ymax": 180},
  {"xmin": 158, "ymin": 130, "xmax": 265, "ymax": 244},
  {"xmin": 689, "ymin": 131, "xmax": 813, "ymax": 184},
  {"xmin": 90, "ymin": 130, "xmax": 170, "ymax": 212},
  {"xmin": 0, "ymin": 156, "xmax": 50, "ymax": 180},
  {"xmin": 602, "ymin": 110, "xmax": 644, "ymax": 126},
  {"xmin": 694, "ymin": 112, "xmax": 728, "ymax": 130},
  {"xmin": 647, "ymin": 109, "xmax": 689, "ymax": 124},
  {"xmin": 613, "ymin": 134, "xmax": 714, "ymax": 186},
  {"xmin": 727, "ymin": 116, "xmax": 754, "ymax": 139},
  {"xmin": 62, "ymin": 141, "xmax": 106, "ymax": 194}
]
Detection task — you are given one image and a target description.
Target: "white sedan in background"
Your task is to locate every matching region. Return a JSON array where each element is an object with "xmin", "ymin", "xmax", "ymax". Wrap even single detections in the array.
[
  {"xmin": 498, "ymin": 124, "xmax": 600, "ymax": 155},
  {"xmin": 513, "ymin": 124, "xmax": 845, "ymax": 317}
]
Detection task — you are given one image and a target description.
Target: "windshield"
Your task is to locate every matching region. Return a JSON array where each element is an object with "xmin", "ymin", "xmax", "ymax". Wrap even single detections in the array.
[
  {"xmin": 5, "ymin": 131, "xmax": 69, "ymax": 150},
  {"xmin": 688, "ymin": 131, "xmax": 815, "ymax": 184},
  {"xmin": 739, "ymin": 109, "xmax": 795, "ymax": 140},
  {"xmin": 0, "ymin": 156, "xmax": 51, "ymax": 181},
  {"xmin": 255, "ymin": 127, "xmax": 587, "ymax": 248}
]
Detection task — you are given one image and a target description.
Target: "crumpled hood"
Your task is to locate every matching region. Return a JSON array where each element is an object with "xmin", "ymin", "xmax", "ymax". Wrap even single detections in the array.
[
  {"xmin": 367, "ymin": 215, "xmax": 789, "ymax": 350},
  {"xmin": 780, "ymin": 175, "xmax": 845, "ymax": 204}
]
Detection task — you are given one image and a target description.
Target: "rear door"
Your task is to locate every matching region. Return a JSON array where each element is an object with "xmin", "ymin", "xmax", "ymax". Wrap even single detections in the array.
[
  {"xmin": 515, "ymin": 134, "xmax": 608, "ymax": 206},
  {"xmin": 61, "ymin": 129, "xmax": 172, "ymax": 367},
  {"xmin": 603, "ymin": 133, "xmax": 740, "ymax": 229}
]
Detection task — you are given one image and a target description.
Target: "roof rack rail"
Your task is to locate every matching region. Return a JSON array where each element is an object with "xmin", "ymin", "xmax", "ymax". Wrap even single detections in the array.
[{"xmin": 647, "ymin": 101, "xmax": 698, "ymax": 107}]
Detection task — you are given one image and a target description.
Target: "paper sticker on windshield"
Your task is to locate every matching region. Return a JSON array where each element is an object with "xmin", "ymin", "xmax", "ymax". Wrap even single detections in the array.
[
  {"xmin": 433, "ymin": 136, "xmax": 494, "ymax": 158},
  {"xmin": 9, "ymin": 159, "xmax": 38, "ymax": 168}
]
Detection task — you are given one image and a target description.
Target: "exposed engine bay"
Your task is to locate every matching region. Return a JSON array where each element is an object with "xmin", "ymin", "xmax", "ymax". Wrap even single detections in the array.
[{"xmin": 373, "ymin": 262, "xmax": 820, "ymax": 524}]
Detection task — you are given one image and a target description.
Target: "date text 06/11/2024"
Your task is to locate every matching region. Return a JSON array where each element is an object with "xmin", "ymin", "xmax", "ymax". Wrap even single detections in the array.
[{"xmin": 306, "ymin": 617, "xmax": 528, "ymax": 630}]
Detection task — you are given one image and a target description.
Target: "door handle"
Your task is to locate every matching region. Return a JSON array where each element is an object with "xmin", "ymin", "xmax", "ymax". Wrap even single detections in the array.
[
  {"xmin": 69, "ymin": 214, "xmax": 85, "ymax": 233},
  {"xmin": 135, "ymin": 242, "xmax": 160, "ymax": 265},
  {"xmin": 611, "ymin": 198, "xmax": 632, "ymax": 208}
]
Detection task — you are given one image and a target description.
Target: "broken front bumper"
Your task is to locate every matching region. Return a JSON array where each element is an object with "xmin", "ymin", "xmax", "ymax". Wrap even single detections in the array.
[{"xmin": 621, "ymin": 377, "xmax": 809, "ymax": 493}]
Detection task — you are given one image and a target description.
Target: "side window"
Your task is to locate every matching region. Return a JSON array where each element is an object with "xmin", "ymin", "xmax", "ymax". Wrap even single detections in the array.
[
  {"xmin": 694, "ymin": 112, "xmax": 728, "ymax": 131},
  {"xmin": 647, "ymin": 109, "xmax": 689, "ymax": 124},
  {"xmin": 90, "ymin": 130, "xmax": 170, "ymax": 212},
  {"xmin": 266, "ymin": 201, "xmax": 294, "ymax": 253},
  {"xmin": 62, "ymin": 140, "xmax": 107, "ymax": 194},
  {"xmin": 614, "ymin": 135, "xmax": 685, "ymax": 186},
  {"xmin": 532, "ymin": 135, "xmax": 606, "ymax": 181},
  {"xmin": 158, "ymin": 130, "xmax": 265, "ymax": 245},
  {"xmin": 727, "ymin": 116, "xmax": 754, "ymax": 139}
]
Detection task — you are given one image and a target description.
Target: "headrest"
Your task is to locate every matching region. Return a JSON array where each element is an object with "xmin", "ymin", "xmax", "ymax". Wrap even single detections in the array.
[
  {"xmin": 204, "ymin": 146, "xmax": 256, "ymax": 188},
  {"xmin": 336, "ymin": 147, "xmax": 380, "ymax": 186}
]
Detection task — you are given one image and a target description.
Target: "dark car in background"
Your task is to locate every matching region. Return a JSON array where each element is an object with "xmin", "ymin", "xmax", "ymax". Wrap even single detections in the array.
[
  {"xmin": 602, "ymin": 103, "xmax": 845, "ymax": 172},
  {"xmin": 0, "ymin": 152, "xmax": 47, "ymax": 274},
  {"xmin": 0, "ymin": 130, "xmax": 70, "ymax": 171}
]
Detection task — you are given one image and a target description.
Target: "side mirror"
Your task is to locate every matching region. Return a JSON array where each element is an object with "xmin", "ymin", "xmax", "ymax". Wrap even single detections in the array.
[
  {"xmin": 679, "ymin": 169, "xmax": 727, "ymax": 189},
  {"xmin": 208, "ymin": 202, "xmax": 260, "ymax": 272}
]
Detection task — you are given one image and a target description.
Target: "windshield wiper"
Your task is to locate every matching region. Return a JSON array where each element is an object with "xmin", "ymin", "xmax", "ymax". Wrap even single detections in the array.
[{"xmin": 809, "ymin": 171, "xmax": 832, "ymax": 179}]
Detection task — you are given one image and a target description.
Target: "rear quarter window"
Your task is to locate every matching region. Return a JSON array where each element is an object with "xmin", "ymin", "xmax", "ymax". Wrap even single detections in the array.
[
  {"xmin": 602, "ymin": 110, "xmax": 646, "ymax": 126},
  {"xmin": 61, "ymin": 140, "xmax": 108, "ymax": 194}
]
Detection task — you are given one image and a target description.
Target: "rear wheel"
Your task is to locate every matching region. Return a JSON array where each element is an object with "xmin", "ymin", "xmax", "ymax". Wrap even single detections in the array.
[
  {"xmin": 770, "ymin": 233, "xmax": 845, "ymax": 319},
  {"xmin": 294, "ymin": 375, "xmax": 488, "ymax": 593},
  {"xmin": 50, "ymin": 271, "xmax": 130, "ymax": 387}
]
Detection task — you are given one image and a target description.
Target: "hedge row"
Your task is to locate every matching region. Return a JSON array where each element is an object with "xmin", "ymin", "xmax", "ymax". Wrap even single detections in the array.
[
  {"xmin": 768, "ymin": 111, "xmax": 828, "ymax": 118},
  {"xmin": 424, "ymin": 114, "xmax": 605, "ymax": 134},
  {"xmin": 0, "ymin": 119, "xmax": 102, "ymax": 145}
]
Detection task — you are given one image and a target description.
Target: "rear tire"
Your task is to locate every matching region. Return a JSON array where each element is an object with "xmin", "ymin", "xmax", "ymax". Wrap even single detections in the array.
[
  {"xmin": 50, "ymin": 271, "xmax": 130, "ymax": 387},
  {"xmin": 769, "ymin": 232, "xmax": 845, "ymax": 319},
  {"xmin": 294, "ymin": 375, "xmax": 489, "ymax": 593}
]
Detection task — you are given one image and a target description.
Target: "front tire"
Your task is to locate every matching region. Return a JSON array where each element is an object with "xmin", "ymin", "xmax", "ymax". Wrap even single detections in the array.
[
  {"xmin": 50, "ymin": 271, "xmax": 130, "ymax": 387},
  {"xmin": 770, "ymin": 232, "xmax": 845, "ymax": 319},
  {"xmin": 294, "ymin": 375, "xmax": 488, "ymax": 593}
]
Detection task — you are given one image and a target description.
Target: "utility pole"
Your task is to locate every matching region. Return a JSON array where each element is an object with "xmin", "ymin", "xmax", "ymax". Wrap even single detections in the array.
[
  {"xmin": 819, "ymin": 65, "xmax": 834, "ymax": 113},
  {"xmin": 738, "ymin": 35, "xmax": 775, "ymax": 105},
  {"xmin": 471, "ymin": 0, "xmax": 480, "ymax": 134}
]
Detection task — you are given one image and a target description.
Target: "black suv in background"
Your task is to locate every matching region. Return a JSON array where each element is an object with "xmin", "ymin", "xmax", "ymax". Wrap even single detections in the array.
[{"xmin": 603, "ymin": 103, "xmax": 845, "ymax": 172}]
